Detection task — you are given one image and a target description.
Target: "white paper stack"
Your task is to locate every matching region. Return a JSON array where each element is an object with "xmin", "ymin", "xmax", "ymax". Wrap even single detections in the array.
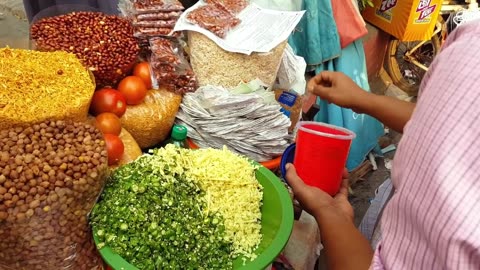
[{"xmin": 176, "ymin": 85, "xmax": 292, "ymax": 161}]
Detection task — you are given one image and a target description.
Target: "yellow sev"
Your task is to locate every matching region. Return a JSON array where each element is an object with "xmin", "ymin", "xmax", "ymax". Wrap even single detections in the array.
[
  {"xmin": 152, "ymin": 145, "xmax": 263, "ymax": 261},
  {"xmin": 0, "ymin": 48, "xmax": 94, "ymax": 130}
]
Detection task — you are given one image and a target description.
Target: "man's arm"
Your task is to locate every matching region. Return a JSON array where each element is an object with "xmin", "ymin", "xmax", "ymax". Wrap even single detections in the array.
[
  {"xmin": 308, "ymin": 71, "xmax": 415, "ymax": 133},
  {"xmin": 354, "ymin": 91, "xmax": 415, "ymax": 133},
  {"xmin": 285, "ymin": 165, "xmax": 373, "ymax": 270},
  {"xmin": 316, "ymin": 206, "xmax": 374, "ymax": 270}
]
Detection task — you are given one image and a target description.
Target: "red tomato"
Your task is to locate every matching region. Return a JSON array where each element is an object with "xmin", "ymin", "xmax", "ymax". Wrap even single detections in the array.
[
  {"xmin": 104, "ymin": 134, "xmax": 124, "ymax": 165},
  {"xmin": 90, "ymin": 88, "xmax": 127, "ymax": 117},
  {"xmin": 117, "ymin": 76, "xmax": 148, "ymax": 105},
  {"xmin": 133, "ymin": 62, "xmax": 152, "ymax": 89},
  {"xmin": 95, "ymin": 112, "xmax": 122, "ymax": 135}
]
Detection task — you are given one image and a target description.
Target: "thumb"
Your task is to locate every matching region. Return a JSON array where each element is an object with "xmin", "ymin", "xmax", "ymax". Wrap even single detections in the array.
[{"xmin": 285, "ymin": 163, "xmax": 307, "ymax": 192}]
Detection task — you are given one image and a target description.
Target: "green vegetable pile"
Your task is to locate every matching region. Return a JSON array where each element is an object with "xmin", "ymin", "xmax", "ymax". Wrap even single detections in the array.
[{"xmin": 90, "ymin": 154, "xmax": 234, "ymax": 270}]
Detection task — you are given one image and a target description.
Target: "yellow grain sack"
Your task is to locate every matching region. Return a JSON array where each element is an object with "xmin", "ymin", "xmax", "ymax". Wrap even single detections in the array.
[
  {"xmin": 188, "ymin": 31, "xmax": 287, "ymax": 89},
  {"xmin": 121, "ymin": 89, "xmax": 182, "ymax": 149},
  {"xmin": 0, "ymin": 48, "xmax": 95, "ymax": 130}
]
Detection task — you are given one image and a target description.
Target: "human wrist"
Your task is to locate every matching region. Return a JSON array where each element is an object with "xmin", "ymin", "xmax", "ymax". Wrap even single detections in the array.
[
  {"xmin": 313, "ymin": 204, "xmax": 352, "ymax": 228},
  {"xmin": 350, "ymin": 88, "xmax": 373, "ymax": 114}
]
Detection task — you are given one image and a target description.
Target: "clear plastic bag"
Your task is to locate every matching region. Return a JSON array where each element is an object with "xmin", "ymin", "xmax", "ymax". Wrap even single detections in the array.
[
  {"xmin": 136, "ymin": 26, "xmax": 175, "ymax": 35},
  {"xmin": 205, "ymin": 0, "xmax": 249, "ymax": 14},
  {"xmin": 120, "ymin": 89, "xmax": 182, "ymax": 148},
  {"xmin": 133, "ymin": 0, "xmax": 184, "ymax": 13},
  {"xmin": 0, "ymin": 120, "xmax": 108, "ymax": 270},
  {"xmin": 150, "ymin": 37, "xmax": 181, "ymax": 64},
  {"xmin": 135, "ymin": 11, "xmax": 182, "ymax": 21},
  {"xmin": 132, "ymin": 18, "xmax": 177, "ymax": 27},
  {"xmin": 149, "ymin": 37, "xmax": 198, "ymax": 95},
  {"xmin": 186, "ymin": 4, "xmax": 241, "ymax": 38}
]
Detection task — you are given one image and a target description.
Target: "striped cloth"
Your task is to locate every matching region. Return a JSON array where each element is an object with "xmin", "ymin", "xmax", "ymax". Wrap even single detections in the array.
[{"xmin": 371, "ymin": 21, "xmax": 480, "ymax": 269}]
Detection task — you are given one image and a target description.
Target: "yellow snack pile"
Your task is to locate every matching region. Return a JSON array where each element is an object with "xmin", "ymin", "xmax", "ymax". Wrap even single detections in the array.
[
  {"xmin": 152, "ymin": 145, "xmax": 263, "ymax": 260},
  {"xmin": 0, "ymin": 48, "xmax": 95, "ymax": 129}
]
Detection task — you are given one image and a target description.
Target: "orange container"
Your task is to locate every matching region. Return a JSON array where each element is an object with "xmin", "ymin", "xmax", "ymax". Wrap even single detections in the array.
[
  {"xmin": 362, "ymin": 0, "xmax": 443, "ymax": 41},
  {"xmin": 187, "ymin": 138, "xmax": 282, "ymax": 170}
]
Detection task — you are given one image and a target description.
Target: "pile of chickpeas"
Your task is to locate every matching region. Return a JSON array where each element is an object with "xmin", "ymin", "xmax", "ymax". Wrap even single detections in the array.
[{"xmin": 0, "ymin": 120, "xmax": 108, "ymax": 269}]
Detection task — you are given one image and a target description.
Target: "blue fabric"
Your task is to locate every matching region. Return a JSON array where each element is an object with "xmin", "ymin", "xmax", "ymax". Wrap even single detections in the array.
[
  {"xmin": 288, "ymin": 0, "xmax": 341, "ymax": 65},
  {"xmin": 314, "ymin": 40, "xmax": 384, "ymax": 171}
]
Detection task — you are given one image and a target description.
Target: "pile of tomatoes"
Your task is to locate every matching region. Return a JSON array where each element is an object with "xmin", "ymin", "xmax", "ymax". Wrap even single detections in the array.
[{"xmin": 90, "ymin": 62, "xmax": 152, "ymax": 165}]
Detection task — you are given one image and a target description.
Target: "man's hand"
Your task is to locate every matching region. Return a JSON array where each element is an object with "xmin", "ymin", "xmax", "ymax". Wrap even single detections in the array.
[
  {"xmin": 285, "ymin": 163, "xmax": 353, "ymax": 223},
  {"xmin": 307, "ymin": 71, "xmax": 368, "ymax": 113}
]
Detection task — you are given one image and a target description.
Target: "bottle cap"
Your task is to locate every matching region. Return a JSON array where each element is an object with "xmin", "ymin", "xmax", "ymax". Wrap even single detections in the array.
[{"xmin": 171, "ymin": 125, "xmax": 187, "ymax": 141}]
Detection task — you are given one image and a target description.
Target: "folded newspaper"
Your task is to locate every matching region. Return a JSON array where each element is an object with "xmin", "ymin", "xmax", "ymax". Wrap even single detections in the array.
[
  {"xmin": 173, "ymin": 1, "xmax": 305, "ymax": 55},
  {"xmin": 176, "ymin": 84, "xmax": 292, "ymax": 161}
]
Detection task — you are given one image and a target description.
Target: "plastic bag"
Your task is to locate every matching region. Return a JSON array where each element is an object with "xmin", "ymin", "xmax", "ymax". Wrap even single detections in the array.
[
  {"xmin": 121, "ymin": 89, "xmax": 182, "ymax": 148},
  {"xmin": 275, "ymin": 44, "xmax": 307, "ymax": 95},
  {"xmin": 149, "ymin": 37, "xmax": 198, "ymax": 94},
  {"xmin": 204, "ymin": 0, "xmax": 249, "ymax": 14},
  {"xmin": 135, "ymin": 11, "xmax": 182, "ymax": 20},
  {"xmin": 132, "ymin": 18, "xmax": 177, "ymax": 27},
  {"xmin": 150, "ymin": 37, "xmax": 181, "ymax": 64},
  {"xmin": 116, "ymin": 128, "xmax": 143, "ymax": 167},
  {"xmin": 0, "ymin": 120, "xmax": 108, "ymax": 270},
  {"xmin": 133, "ymin": 0, "xmax": 184, "ymax": 13},
  {"xmin": 250, "ymin": 0, "xmax": 302, "ymax": 11},
  {"xmin": 186, "ymin": 4, "xmax": 241, "ymax": 38}
]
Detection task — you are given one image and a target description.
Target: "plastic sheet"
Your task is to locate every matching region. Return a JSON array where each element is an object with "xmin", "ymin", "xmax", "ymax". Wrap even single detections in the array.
[{"xmin": 186, "ymin": 4, "xmax": 241, "ymax": 38}]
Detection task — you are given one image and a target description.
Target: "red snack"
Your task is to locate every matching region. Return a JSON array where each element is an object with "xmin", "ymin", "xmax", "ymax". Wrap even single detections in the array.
[
  {"xmin": 133, "ymin": 19, "xmax": 177, "ymax": 27},
  {"xmin": 205, "ymin": 0, "xmax": 249, "ymax": 14},
  {"xmin": 149, "ymin": 37, "xmax": 180, "ymax": 64},
  {"xmin": 133, "ymin": 0, "xmax": 184, "ymax": 13},
  {"xmin": 135, "ymin": 11, "xmax": 182, "ymax": 21},
  {"xmin": 136, "ymin": 27, "xmax": 174, "ymax": 35},
  {"xmin": 186, "ymin": 4, "xmax": 241, "ymax": 38}
]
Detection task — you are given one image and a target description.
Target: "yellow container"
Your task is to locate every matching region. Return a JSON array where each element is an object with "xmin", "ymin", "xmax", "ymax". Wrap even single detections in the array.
[{"xmin": 362, "ymin": 0, "xmax": 443, "ymax": 41}]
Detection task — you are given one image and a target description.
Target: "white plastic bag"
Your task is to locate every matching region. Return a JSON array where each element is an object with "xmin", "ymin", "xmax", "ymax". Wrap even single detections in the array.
[
  {"xmin": 275, "ymin": 44, "xmax": 307, "ymax": 95},
  {"xmin": 250, "ymin": 0, "xmax": 302, "ymax": 11}
]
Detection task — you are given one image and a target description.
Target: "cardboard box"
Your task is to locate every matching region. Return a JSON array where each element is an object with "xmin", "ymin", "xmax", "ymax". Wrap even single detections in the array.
[{"xmin": 362, "ymin": 0, "xmax": 443, "ymax": 41}]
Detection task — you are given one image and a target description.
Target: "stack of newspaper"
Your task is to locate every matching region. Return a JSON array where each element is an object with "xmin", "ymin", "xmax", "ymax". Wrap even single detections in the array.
[{"xmin": 176, "ymin": 84, "xmax": 292, "ymax": 161}]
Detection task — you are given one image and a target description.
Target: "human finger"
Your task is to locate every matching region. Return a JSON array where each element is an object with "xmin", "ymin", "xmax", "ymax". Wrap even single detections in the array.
[
  {"xmin": 335, "ymin": 178, "xmax": 350, "ymax": 198},
  {"xmin": 342, "ymin": 168, "xmax": 349, "ymax": 179},
  {"xmin": 284, "ymin": 163, "xmax": 308, "ymax": 193}
]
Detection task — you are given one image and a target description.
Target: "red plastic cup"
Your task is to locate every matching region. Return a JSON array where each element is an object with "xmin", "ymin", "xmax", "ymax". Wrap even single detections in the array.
[{"xmin": 293, "ymin": 122, "xmax": 356, "ymax": 196}]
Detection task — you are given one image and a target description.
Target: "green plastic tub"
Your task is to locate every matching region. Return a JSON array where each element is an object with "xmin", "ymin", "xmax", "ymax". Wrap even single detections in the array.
[{"xmin": 93, "ymin": 166, "xmax": 294, "ymax": 270}]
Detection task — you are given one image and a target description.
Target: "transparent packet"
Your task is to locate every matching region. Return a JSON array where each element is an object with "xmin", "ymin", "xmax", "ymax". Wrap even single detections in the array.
[
  {"xmin": 205, "ymin": 0, "xmax": 249, "ymax": 15},
  {"xmin": 186, "ymin": 4, "xmax": 241, "ymax": 38},
  {"xmin": 149, "ymin": 37, "xmax": 180, "ymax": 65},
  {"xmin": 132, "ymin": 19, "xmax": 177, "ymax": 27},
  {"xmin": 149, "ymin": 38, "xmax": 198, "ymax": 94},
  {"xmin": 135, "ymin": 11, "xmax": 182, "ymax": 21},
  {"xmin": 133, "ymin": 0, "xmax": 184, "ymax": 13}
]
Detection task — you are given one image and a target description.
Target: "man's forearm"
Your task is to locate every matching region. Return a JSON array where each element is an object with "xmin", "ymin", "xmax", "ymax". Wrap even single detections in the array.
[
  {"xmin": 316, "ymin": 207, "xmax": 373, "ymax": 270},
  {"xmin": 354, "ymin": 91, "xmax": 415, "ymax": 133}
]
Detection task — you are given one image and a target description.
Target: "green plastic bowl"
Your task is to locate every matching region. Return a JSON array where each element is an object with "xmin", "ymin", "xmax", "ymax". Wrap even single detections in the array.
[{"xmin": 93, "ymin": 166, "xmax": 294, "ymax": 270}]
